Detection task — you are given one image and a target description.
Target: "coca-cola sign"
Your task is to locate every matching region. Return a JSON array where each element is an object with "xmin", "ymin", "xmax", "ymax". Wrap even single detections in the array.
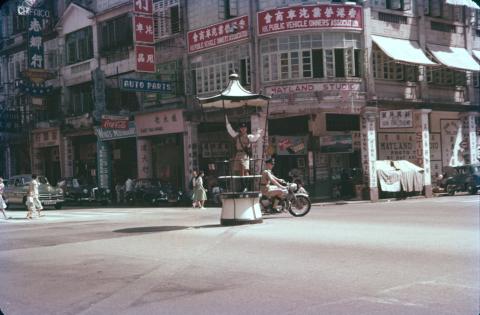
[{"xmin": 101, "ymin": 115, "xmax": 129, "ymax": 130}]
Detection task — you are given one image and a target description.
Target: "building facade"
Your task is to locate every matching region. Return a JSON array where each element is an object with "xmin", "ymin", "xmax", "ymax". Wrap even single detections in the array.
[{"xmin": 1, "ymin": 0, "xmax": 479, "ymax": 200}]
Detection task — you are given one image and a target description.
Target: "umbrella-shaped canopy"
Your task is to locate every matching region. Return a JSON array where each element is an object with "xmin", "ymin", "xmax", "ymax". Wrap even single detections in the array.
[{"xmin": 197, "ymin": 73, "xmax": 270, "ymax": 109}]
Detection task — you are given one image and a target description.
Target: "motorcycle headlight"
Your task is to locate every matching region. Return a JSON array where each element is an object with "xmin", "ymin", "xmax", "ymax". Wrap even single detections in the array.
[
  {"xmin": 83, "ymin": 188, "xmax": 88, "ymax": 194},
  {"xmin": 289, "ymin": 183, "xmax": 298, "ymax": 192}
]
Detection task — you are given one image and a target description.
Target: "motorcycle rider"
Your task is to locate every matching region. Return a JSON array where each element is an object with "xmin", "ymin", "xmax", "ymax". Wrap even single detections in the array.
[{"xmin": 260, "ymin": 158, "xmax": 287, "ymax": 209}]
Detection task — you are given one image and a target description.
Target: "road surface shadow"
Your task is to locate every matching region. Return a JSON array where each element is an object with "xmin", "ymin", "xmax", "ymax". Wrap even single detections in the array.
[{"xmin": 113, "ymin": 226, "xmax": 189, "ymax": 233}]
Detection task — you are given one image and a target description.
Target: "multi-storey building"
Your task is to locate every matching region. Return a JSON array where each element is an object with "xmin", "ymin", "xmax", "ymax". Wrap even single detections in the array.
[{"xmin": 1, "ymin": 0, "xmax": 479, "ymax": 200}]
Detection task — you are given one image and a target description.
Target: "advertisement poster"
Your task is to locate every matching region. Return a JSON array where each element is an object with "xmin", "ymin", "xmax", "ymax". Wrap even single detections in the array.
[{"xmin": 319, "ymin": 134, "xmax": 353, "ymax": 154}]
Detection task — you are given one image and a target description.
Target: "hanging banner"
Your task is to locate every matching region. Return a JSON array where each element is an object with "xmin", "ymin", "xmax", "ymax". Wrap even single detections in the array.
[
  {"xmin": 134, "ymin": 15, "xmax": 154, "ymax": 43},
  {"xmin": 257, "ymin": 4, "xmax": 363, "ymax": 36},
  {"xmin": 187, "ymin": 16, "xmax": 249, "ymax": 53},
  {"xmin": 27, "ymin": 14, "xmax": 45, "ymax": 69},
  {"xmin": 135, "ymin": 45, "xmax": 155, "ymax": 72},
  {"xmin": 15, "ymin": 79, "xmax": 52, "ymax": 95}
]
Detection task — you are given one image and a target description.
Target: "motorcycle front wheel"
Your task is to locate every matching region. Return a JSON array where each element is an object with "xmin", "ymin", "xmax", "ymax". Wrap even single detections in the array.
[{"xmin": 288, "ymin": 195, "xmax": 311, "ymax": 217}]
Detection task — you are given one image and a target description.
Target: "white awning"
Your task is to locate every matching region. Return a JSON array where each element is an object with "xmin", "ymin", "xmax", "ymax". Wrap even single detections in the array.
[
  {"xmin": 427, "ymin": 44, "xmax": 480, "ymax": 72},
  {"xmin": 473, "ymin": 50, "xmax": 480, "ymax": 61},
  {"xmin": 371, "ymin": 35, "xmax": 437, "ymax": 66},
  {"xmin": 446, "ymin": 0, "xmax": 480, "ymax": 10}
]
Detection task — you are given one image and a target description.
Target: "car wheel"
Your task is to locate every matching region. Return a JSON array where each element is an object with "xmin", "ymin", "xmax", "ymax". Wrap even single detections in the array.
[
  {"xmin": 467, "ymin": 184, "xmax": 478, "ymax": 195},
  {"xmin": 54, "ymin": 203, "xmax": 63, "ymax": 210},
  {"xmin": 447, "ymin": 185, "xmax": 455, "ymax": 196}
]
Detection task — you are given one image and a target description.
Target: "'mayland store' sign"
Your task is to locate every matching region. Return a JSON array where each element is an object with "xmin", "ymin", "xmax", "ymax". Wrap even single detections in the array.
[
  {"xmin": 257, "ymin": 4, "xmax": 363, "ymax": 36},
  {"xmin": 187, "ymin": 16, "xmax": 249, "ymax": 53},
  {"xmin": 265, "ymin": 82, "xmax": 361, "ymax": 95}
]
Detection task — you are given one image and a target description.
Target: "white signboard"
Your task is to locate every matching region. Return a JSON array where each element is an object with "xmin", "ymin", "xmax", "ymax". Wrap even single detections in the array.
[
  {"xmin": 429, "ymin": 133, "xmax": 441, "ymax": 161},
  {"xmin": 265, "ymin": 82, "xmax": 361, "ymax": 95},
  {"xmin": 377, "ymin": 133, "xmax": 416, "ymax": 162},
  {"xmin": 379, "ymin": 110, "xmax": 413, "ymax": 129}
]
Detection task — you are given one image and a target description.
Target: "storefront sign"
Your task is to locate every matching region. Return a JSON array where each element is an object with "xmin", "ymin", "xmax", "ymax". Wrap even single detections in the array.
[
  {"xmin": 135, "ymin": 109, "xmax": 184, "ymax": 137},
  {"xmin": 441, "ymin": 119, "xmax": 466, "ymax": 167},
  {"xmin": 319, "ymin": 134, "xmax": 353, "ymax": 154},
  {"xmin": 32, "ymin": 129, "xmax": 59, "ymax": 148},
  {"xmin": 133, "ymin": 0, "xmax": 152, "ymax": 15},
  {"xmin": 121, "ymin": 78, "xmax": 172, "ymax": 92},
  {"xmin": 134, "ymin": 15, "xmax": 154, "ymax": 43},
  {"xmin": 97, "ymin": 140, "xmax": 111, "ymax": 189},
  {"xmin": 257, "ymin": 4, "xmax": 363, "ymax": 36},
  {"xmin": 265, "ymin": 82, "xmax": 361, "ymax": 95},
  {"xmin": 17, "ymin": 5, "xmax": 50, "ymax": 17},
  {"xmin": 95, "ymin": 122, "xmax": 136, "ymax": 140},
  {"xmin": 272, "ymin": 136, "xmax": 308, "ymax": 155},
  {"xmin": 429, "ymin": 133, "xmax": 442, "ymax": 161},
  {"xmin": 65, "ymin": 113, "xmax": 93, "ymax": 129},
  {"xmin": 27, "ymin": 14, "xmax": 46, "ymax": 69},
  {"xmin": 137, "ymin": 138, "xmax": 153, "ymax": 178},
  {"xmin": 63, "ymin": 137, "xmax": 74, "ymax": 178},
  {"xmin": 187, "ymin": 16, "xmax": 249, "ymax": 53},
  {"xmin": 100, "ymin": 115, "xmax": 129, "ymax": 130},
  {"xmin": 201, "ymin": 142, "xmax": 229, "ymax": 158},
  {"xmin": 135, "ymin": 45, "xmax": 155, "ymax": 72},
  {"xmin": 377, "ymin": 133, "xmax": 416, "ymax": 161},
  {"xmin": 379, "ymin": 110, "xmax": 413, "ymax": 129},
  {"xmin": 15, "ymin": 79, "xmax": 52, "ymax": 95}
]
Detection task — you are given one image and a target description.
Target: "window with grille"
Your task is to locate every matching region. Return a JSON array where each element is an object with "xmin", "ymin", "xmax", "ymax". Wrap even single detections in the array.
[
  {"xmin": 260, "ymin": 33, "xmax": 361, "ymax": 82},
  {"xmin": 426, "ymin": 67, "xmax": 466, "ymax": 86},
  {"xmin": 153, "ymin": 0, "xmax": 181, "ymax": 40},
  {"xmin": 65, "ymin": 27, "xmax": 93, "ymax": 65},
  {"xmin": 99, "ymin": 14, "xmax": 133, "ymax": 57},
  {"xmin": 156, "ymin": 59, "xmax": 184, "ymax": 99},
  {"xmin": 372, "ymin": 48, "xmax": 418, "ymax": 82},
  {"xmin": 191, "ymin": 45, "xmax": 249, "ymax": 95}
]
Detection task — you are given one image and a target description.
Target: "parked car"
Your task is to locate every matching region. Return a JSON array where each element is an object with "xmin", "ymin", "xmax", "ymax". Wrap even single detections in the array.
[
  {"xmin": 3, "ymin": 174, "xmax": 64, "ymax": 209},
  {"xmin": 443, "ymin": 164, "xmax": 480, "ymax": 195},
  {"xmin": 131, "ymin": 179, "xmax": 187, "ymax": 206},
  {"xmin": 57, "ymin": 177, "xmax": 111, "ymax": 205}
]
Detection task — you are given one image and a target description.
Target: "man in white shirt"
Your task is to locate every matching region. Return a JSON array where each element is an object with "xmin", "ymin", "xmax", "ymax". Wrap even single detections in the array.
[
  {"xmin": 26, "ymin": 174, "xmax": 44, "ymax": 218},
  {"xmin": 225, "ymin": 115, "xmax": 263, "ymax": 176}
]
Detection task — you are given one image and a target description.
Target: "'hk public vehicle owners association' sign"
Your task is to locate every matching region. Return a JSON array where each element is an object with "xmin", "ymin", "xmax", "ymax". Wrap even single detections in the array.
[{"xmin": 257, "ymin": 4, "xmax": 363, "ymax": 36}]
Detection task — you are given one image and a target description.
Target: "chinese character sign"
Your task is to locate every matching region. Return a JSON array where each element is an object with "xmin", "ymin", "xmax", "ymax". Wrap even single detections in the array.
[
  {"xmin": 257, "ymin": 4, "xmax": 362, "ymax": 36},
  {"xmin": 134, "ymin": 15, "xmax": 154, "ymax": 43},
  {"xmin": 134, "ymin": 0, "xmax": 153, "ymax": 15},
  {"xmin": 28, "ymin": 15, "xmax": 45, "ymax": 69},
  {"xmin": 187, "ymin": 16, "xmax": 249, "ymax": 53},
  {"xmin": 135, "ymin": 45, "xmax": 155, "ymax": 72}
]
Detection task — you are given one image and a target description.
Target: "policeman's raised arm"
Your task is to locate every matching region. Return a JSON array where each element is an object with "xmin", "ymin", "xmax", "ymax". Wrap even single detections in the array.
[{"xmin": 225, "ymin": 115, "xmax": 238, "ymax": 138}]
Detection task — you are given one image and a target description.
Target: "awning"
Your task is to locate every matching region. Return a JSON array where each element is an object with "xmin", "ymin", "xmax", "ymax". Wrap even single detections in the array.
[
  {"xmin": 445, "ymin": 0, "xmax": 480, "ymax": 9},
  {"xmin": 371, "ymin": 35, "xmax": 437, "ymax": 66},
  {"xmin": 427, "ymin": 44, "xmax": 480, "ymax": 72},
  {"xmin": 473, "ymin": 50, "xmax": 480, "ymax": 61}
]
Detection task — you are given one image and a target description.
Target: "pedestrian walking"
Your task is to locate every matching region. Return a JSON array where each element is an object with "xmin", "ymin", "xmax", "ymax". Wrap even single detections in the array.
[
  {"xmin": 0, "ymin": 177, "xmax": 8, "ymax": 220},
  {"xmin": 193, "ymin": 171, "xmax": 207, "ymax": 209},
  {"xmin": 29, "ymin": 174, "xmax": 44, "ymax": 218},
  {"xmin": 190, "ymin": 170, "xmax": 198, "ymax": 208}
]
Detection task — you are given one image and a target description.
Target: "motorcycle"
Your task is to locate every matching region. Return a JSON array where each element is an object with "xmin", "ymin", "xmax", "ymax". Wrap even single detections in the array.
[{"xmin": 259, "ymin": 182, "xmax": 311, "ymax": 217}]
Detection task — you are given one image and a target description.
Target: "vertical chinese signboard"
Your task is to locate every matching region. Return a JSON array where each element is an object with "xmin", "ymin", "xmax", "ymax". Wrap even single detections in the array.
[
  {"xmin": 133, "ymin": 0, "xmax": 155, "ymax": 73},
  {"xmin": 18, "ymin": 4, "xmax": 50, "ymax": 70}
]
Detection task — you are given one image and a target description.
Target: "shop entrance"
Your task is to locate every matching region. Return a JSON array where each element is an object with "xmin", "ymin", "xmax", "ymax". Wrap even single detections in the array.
[
  {"xmin": 40, "ymin": 147, "xmax": 61, "ymax": 185},
  {"xmin": 152, "ymin": 134, "xmax": 184, "ymax": 190},
  {"xmin": 72, "ymin": 136, "xmax": 97, "ymax": 185},
  {"xmin": 111, "ymin": 138, "xmax": 137, "ymax": 184}
]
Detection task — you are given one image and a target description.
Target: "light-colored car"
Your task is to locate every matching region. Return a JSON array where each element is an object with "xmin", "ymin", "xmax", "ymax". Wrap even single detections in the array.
[{"xmin": 3, "ymin": 174, "xmax": 64, "ymax": 209}]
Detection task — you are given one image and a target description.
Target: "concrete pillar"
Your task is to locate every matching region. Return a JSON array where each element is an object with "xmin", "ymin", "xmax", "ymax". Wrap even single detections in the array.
[
  {"xmin": 183, "ymin": 121, "xmax": 199, "ymax": 190},
  {"xmin": 460, "ymin": 112, "xmax": 479, "ymax": 165},
  {"xmin": 361, "ymin": 107, "xmax": 378, "ymax": 201},
  {"xmin": 415, "ymin": 109, "xmax": 432, "ymax": 197},
  {"xmin": 136, "ymin": 138, "xmax": 153, "ymax": 179},
  {"xmin": 60, "ymin": 136, "xmax": 74, "ymax": 177}
]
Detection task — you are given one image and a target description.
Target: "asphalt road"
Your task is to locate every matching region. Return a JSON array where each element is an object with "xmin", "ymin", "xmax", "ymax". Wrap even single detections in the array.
[{"xmin": 0, "ymin": 195, "xmax": 479, "ymax": 315}]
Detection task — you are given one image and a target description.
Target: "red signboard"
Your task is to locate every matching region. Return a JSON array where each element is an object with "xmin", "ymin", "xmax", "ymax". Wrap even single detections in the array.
[
  {"xmin": 135, "ymin": 45, "xmax": 155, "ymax": 72},
  {"xmin": 134, "ymin": 15, "xmax": 154, "ymax": 43},
  {"xmin": 133, "ymin": 0, "xmax": 153, "ymax": 15},
  {"xmin": 187, "ymin": 16, "xmax": 249, "ymax": 54},
  {"xmin": 257, "ymin": 4, "xmax": 363, "ymax": 36},
  {"xmin": 101, "ymin": 115, "xmax": 129, "ymax": 130}
]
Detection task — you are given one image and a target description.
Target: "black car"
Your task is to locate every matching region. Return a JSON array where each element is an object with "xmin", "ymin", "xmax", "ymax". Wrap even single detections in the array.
[
  {"xmin": 442, "ymin": 164, "xmax": 480, "ymax": 195},
  {"xmin": 57, "ymin": 178, "xmax": 111, "ymax": 205},
  {"xmin": 133, "ymin": 179, "xmax": 187, "ymax": 206}
]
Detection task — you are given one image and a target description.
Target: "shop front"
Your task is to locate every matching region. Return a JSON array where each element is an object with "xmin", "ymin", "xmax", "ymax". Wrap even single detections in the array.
[
  {"xmin": 135, "ymin": 109, "xmax": 186, "ymax": 190},
  {"xmin": 31, "ymin": 127, "xmax": 61, "ymax": 185},
  {"xmin": 94, "ymin": 121, "xmax": 137, "ymax": 189}
]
